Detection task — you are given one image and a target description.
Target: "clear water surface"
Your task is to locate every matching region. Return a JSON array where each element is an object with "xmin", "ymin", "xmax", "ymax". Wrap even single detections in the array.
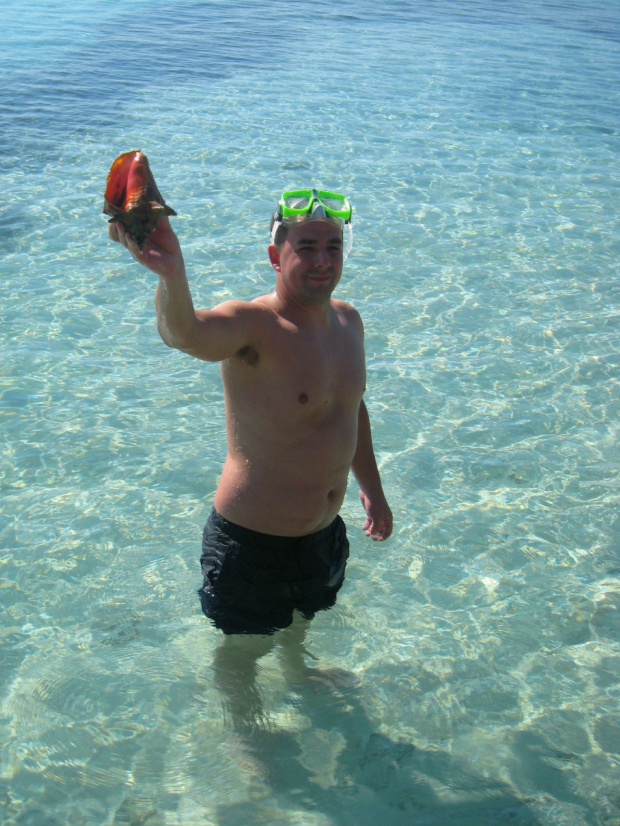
[{"xmin": 1, "ymin": 0, "xmax": 619, "ymax": 823}]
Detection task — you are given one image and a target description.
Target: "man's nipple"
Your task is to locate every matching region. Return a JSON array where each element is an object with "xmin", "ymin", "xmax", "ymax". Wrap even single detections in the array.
[{"xmin": 299, "ymin": 393, "xmax": 308, "ymax": 404}]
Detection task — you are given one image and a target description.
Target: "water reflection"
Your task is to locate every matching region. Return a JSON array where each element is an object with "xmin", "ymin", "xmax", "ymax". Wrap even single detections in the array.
[{"xmin": 209, "ymin": 612, "xmax": 546, "ymax": 825}]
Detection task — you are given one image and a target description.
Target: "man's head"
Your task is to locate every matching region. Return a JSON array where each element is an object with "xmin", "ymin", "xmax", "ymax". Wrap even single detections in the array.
[
  {"xmin": 269, "ymin": 188, "xmax": 353, "ymax": 258},
  {"xmin": 268, "ymin": 216, "xmax": 348, "ymax": 304}
]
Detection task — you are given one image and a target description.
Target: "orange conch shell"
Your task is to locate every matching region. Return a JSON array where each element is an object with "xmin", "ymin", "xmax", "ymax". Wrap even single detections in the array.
[{"xmin": 103, "ymin": 150, "xmax": 176, "ymax": 249}]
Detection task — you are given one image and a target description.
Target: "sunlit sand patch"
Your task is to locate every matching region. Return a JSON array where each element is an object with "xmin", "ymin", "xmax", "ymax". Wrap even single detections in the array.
[
  {"xmin": 296, "ymin": 727, "xmax": 347, "ymax": 789},
  {"xmin": 301, "ymin": 665, "xmax": 363, "ymax": 691},
  {"xmin": 408, "ymin": 555, "xmax": 423, "ymax": 578}
]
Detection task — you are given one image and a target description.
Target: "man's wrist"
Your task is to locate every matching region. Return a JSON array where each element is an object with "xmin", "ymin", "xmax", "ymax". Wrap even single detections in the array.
[{"xmin": 158, "ymin": 263, "xmax": 187, "ymax": 282}]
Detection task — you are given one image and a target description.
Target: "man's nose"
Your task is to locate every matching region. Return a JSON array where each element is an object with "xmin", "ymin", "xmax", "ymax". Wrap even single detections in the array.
[{"xmin": 315, "ymin": 246, "xmax": 330, "ymax": 267}]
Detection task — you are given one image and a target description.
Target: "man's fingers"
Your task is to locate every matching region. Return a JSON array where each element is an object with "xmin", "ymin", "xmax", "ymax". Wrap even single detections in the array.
[
  {"xmin": 367, "ymin": 515, "xmax": 392, "ymax": 541},
  {"xmin": 109, "ymin": 220, "xmax": 131, "ymax": 248},
  {"xmin": 360, "ymin": 490, "xmax": 392, "ymax": 541},
  {"xmin": 108, "ymin": 220, "xmax": 136, "ymax": 250},
  {"xmin": 156, "ymin": 215, "xmax": 172, "ymax": 232},
  {"xmin": 114, "ymin": 222, "xmax": 142, "ymax": 256}
]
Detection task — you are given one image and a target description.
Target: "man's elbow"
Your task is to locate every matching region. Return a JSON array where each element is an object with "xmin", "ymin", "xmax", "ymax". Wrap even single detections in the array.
[{"xmin": 156, "ymin": 320, "xmax": 192, "ymax": 352}]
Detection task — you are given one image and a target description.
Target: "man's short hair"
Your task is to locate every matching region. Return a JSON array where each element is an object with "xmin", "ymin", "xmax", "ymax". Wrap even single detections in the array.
[{"xmin": 269, "ymin": 212, "xmax": 289, "ymax": 247}]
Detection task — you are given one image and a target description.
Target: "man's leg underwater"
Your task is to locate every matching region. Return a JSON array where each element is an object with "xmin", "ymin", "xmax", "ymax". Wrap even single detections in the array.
[
  {"xmin": 277, "ymin": 610, "xmax": 362, "ymax": 691},
  {"xmin": 212, "ymin": 612, "xmax": 315, "ymax": 729},
  {"xmin": 276, "ymin": 610, "xmax": 317, "ymax": 683},
  {"xmin": 212, "ymin": 632, "xmax": 275, "ymax": 732}
]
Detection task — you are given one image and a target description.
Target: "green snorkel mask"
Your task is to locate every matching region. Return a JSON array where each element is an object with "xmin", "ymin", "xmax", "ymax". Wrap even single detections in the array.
[{"xmin": 271, "ymin": 188, "xmax": 353, "ymax": 259}]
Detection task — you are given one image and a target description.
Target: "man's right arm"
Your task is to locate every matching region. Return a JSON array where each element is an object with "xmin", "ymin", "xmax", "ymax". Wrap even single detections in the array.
[{"xmin": 109, "ymin": 217, "xmax": 253, "ymax": 362}]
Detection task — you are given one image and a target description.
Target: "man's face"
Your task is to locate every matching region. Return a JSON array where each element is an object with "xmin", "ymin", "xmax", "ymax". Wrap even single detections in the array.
[{"xmin": 269, "ymin": 220, "xmax": 344, "ymax": 303}]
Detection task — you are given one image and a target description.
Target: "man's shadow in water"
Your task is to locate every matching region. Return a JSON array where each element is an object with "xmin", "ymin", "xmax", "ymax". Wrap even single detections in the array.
[{"xmin": 211, "ymin": 617, "xmax": 565, "ymax": 826}]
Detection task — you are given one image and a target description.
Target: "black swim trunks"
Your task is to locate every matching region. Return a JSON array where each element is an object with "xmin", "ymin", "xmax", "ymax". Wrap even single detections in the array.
[{"xmin": 198, "ymin": 508, "xmax": 349, "ymax": 635}]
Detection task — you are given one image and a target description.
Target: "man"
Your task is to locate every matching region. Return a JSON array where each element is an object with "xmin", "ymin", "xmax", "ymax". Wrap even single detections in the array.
[{"xmin": 109, "ymin": 188, "xmax": 392, "ymax": 641}]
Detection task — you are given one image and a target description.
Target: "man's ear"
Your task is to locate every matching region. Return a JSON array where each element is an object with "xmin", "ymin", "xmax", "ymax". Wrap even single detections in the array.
[{"xmin": 268, "ymin": 244, "xmax": 281, "ymax": 272}]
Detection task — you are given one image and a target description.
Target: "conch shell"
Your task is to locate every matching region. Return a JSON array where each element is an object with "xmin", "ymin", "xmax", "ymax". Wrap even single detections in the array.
[{"xmin": 103, "ymin": 150, "xmax": 176, "ymax": 249}]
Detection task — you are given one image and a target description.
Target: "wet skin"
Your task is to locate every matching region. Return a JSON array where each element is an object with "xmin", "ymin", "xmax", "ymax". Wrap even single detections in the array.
[
  {"xmin": 108, "ymin": 213, "xmax": 393, "ymax": 731},
  {"xmin": 109, "ymin": 217, "xmax": 393, "ymax": 540}
]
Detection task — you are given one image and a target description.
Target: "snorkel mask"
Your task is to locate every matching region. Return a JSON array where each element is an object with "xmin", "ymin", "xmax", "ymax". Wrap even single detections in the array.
[{"xmin": 270, "ymin": 188, "xmax": 353, "ymax": 259}]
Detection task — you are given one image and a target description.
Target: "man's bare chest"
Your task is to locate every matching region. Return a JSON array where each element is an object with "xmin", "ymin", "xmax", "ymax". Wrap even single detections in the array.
[
  {"xmin": 268, "ymin": 325, "xmax": 365, "ymax": 410},
  {"xmin": 225, "ymin": 319, "xmax": 365, "ymax": 413}
]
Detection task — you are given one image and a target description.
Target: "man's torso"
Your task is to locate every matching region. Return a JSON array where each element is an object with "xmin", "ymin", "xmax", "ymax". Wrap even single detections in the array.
[{"xmin": 213, "ymin": 294, "xmax": 366, "ymax": 535}]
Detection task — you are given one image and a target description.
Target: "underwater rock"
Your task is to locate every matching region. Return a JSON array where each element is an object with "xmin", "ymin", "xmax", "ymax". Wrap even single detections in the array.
[{"xmin": 103, "ymin": 150, "xmax": 176, "ymax": 249}]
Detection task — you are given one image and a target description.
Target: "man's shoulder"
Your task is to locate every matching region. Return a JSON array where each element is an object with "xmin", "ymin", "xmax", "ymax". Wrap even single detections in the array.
[
  {"xmin": 209, "ymin": 294, "xmax": 276, "ymax": 321},
  {"xmin": 331, "ymin": 298, "xmax": 364, "ymax": 329},
  {"xmin": 331, "ymin": 297, "xmax": 359, "ymax": 313}
]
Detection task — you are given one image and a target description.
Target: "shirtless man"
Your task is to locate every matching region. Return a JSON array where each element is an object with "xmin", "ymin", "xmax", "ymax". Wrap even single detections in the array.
[{"xmin": 108, "ymin": 188, "xmax": 392, "ymax": 642}]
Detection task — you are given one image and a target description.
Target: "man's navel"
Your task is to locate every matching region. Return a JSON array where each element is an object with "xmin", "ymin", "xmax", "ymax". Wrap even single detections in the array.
[{"xmin": 298, "ymin": 393, "xmax": 308, "ymax": 404}]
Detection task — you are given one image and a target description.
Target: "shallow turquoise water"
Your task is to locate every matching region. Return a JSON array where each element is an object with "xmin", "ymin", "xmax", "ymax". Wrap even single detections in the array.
[{"xmin": 1, "ymin": 0, "xmax": 619, "ymax": 823}]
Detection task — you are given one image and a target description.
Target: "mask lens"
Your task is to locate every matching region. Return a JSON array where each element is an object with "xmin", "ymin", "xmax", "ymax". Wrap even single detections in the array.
[
  {"xmin": 282, "ymin": 193, "xmax": 312, "ymax": 212},
  {"xmin": 319, "ymin": 195, "xmax": 346, "ymax": 211},
  {"xmin": 315, "ymin": 191, "xmax": 351, "ymax": 220}
]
